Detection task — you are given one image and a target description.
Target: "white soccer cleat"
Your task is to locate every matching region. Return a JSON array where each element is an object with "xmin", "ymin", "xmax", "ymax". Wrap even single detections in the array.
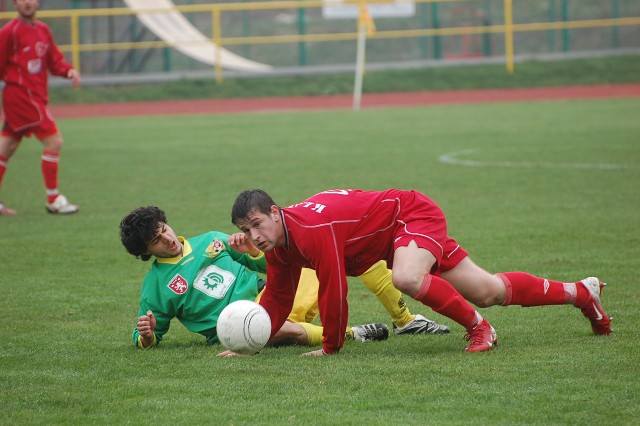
[
  {"xmin": 350, "ymin": 323, "xmax": 389, "ymax": 342},
  {"xmin": 393, "ymin": 314, "xmax": 451, "ymax": 335},
  {"xmin": 46, "ymin": 194, "xmax": 79, "ymax": 215},
  {"xmin": 578, "ymin": 277, "xmax": 611, "ymax": 335}
]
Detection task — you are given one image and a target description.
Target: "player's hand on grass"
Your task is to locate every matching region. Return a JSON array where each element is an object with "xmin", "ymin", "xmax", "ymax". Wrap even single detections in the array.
[
  {"xmin": 301, "ymin": 349, "xmax": 330, "ymax": 357},
  {"xmin": 217, "ymin": 349, "xmax": 250, "ymax": 357},
  {"xmin": 136, "ymin": 310, "xmax": 156, "ymax": 347}
]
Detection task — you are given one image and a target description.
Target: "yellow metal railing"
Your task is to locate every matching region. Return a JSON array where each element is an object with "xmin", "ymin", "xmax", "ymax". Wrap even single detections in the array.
[{"xmin": 1, "ymin": 0, "xmax": 638, "ymax": 81}]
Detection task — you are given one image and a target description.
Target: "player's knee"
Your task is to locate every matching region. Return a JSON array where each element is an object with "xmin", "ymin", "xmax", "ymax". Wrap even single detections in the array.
[
  {"xmin": 42, "ymin": 135, "xmax": 63, "ymax": 152},
  {"xmin": 391, "ymin": 270, "xmax": 423, "ymax": 296}
]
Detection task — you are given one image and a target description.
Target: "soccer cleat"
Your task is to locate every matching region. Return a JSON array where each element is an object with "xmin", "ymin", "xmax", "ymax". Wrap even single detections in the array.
[
  {"xmin": 578, "ymin": 277, "xmax": 611, "ymax": 335},
  {"xmin": 0, "ymin": 201, "xmax": 17, "ymax": 216},
  {"xmin": 393, "ymin": 314, "xmax": 451, "ymax": 335},
  {"xmin": 46, "ymin": 194, "xmax": 79, "ymax": 215},
  {"xmin": 350, "ymin": 323, "xmax": 389, "ymax": 342},
  {"xmin": 464, "ymin": 319, "xmax": 498, "ymax": 353}
]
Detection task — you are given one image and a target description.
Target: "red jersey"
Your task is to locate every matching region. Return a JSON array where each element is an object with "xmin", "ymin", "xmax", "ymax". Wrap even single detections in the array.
[
  {"xmin": 260, "ymin": 189, "xmax": 453, "ymax": 354},
  {"xmin": 0, "ymin": 17, "xmax": 72, "ymax": 104}
]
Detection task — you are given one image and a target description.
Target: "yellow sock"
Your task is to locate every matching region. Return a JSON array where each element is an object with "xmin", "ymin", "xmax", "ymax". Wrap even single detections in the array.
[
  {"xmin": 287, "ymin": 268, "xmax": 320, "ymax": 323},
  {"xmin": 297, "ymin": 322, "xmax": 324, "ymax": 346},
  {"xmin": 345, "ymin": 327, "xmax": 354, "ymax": 340},
  {"xmin": 359, "ymin": 260, "xmax": 415, "ymax": 327},
  {"xmin": 297, "ymin": 322, "xmax": 357, "ymax": 345},
  {"xmin": 260, "ymin": 268, "xmax": 320, "ymax": 324}
]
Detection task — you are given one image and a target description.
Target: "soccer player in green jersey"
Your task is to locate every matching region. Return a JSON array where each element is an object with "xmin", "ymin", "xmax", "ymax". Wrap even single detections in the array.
[{"xmin": 120, "ymin": 206, "xmax": 399, "ymax": 349}]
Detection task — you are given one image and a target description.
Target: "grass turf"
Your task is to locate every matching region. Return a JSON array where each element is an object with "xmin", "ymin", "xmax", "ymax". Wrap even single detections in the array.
[{"xmin": 0, "ymin": 98, "xmax": 638, "ymax": 424}]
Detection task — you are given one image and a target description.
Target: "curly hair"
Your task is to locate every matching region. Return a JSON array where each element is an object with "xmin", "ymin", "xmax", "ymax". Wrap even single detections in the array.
[{"xmin": 119, "ymin": 206, "xmax": 167, "ymax": 261}]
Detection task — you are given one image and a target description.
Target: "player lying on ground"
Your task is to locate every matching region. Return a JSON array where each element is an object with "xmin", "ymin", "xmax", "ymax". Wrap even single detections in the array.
[
  {"xmin": 119, "ymin": 206, "xmax": 447, "ymax": 349},
  {"xmin": 230, "ymin": 188, "xmax": 612, "ymax": 356}
]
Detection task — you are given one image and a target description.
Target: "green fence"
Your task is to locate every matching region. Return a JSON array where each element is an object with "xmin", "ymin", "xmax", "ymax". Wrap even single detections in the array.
[{"xmin": 1, "ymin": 0, "xmax": 638, "ymax": 81}]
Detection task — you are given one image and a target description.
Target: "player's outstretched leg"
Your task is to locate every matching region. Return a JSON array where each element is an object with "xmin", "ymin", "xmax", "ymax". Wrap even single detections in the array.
[{"xmin": 498, "ymin": 272, "xmax": 612, "ymax": 335}]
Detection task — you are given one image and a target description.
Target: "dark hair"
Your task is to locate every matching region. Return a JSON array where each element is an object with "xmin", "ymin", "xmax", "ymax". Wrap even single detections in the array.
[
  {"xmin": 119, "ymin": 206, "xmax": 167, "ymax": 261},
  {"xmin": 231, "ymin": 189, "xmax": 277, "ymax": 225}
]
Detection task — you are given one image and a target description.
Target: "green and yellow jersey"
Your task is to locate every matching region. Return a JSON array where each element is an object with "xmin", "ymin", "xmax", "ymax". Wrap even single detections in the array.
[{"xmin": 132, "ymin": 231, "xmax": 266, "ymax": 348}]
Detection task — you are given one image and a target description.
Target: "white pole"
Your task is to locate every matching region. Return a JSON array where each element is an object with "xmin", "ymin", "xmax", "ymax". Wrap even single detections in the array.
[{"xmin": 353, "ymin": 22, "xmax": 367, "ymax": 112}]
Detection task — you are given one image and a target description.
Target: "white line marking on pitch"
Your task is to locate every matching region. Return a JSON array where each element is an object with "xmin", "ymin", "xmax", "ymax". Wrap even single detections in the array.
[{"xmin": 438, "ymin": 149, "xmax": 627, "ymax": 170}]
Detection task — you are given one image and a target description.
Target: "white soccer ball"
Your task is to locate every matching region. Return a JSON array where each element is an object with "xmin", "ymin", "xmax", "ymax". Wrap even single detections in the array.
[{"xmin": 217, "ymin": 300, "xmax": 272, "ymax": 354}]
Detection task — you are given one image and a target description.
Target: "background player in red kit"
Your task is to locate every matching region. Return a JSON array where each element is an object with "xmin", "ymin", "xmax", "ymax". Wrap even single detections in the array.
[
  {"xmin": 0, "ymin": 0, "xmax": 80, "ymax": 216},
  {"xmin": 231, "ymin": 188, "xmax": 611, "ymax": 357}
]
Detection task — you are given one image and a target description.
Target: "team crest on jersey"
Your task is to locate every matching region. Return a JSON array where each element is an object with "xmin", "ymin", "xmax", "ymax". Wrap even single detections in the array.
[
  {"xmin": 35, "ymin": 41, "xmax": 48, "ymax": 57},
  {"xmin": 204, "ymin": 238, "xmax": 225, "ymax": 258},
  {"xmin": 167, "ymin": 274, "xmax": 189, "ymax": 294},
  {"xmin": 193, "ymin": 265, "xmax": 235, "ymax": 298},
  {"xmin": 27, "ymin": 59, "xmax": 42, "ymax": 74}
]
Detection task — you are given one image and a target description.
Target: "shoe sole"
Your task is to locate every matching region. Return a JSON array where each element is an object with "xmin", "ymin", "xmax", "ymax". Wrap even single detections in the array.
[
  {"xmin": 46, "ymin": 207, "xmax": 80, "ymax": 215},
  {"xmin": 394, "ymin": 325, "xmax": 451, "ymax": 335},
  {"xmin": 465, "ymin": 339, "xmax": 498, "ymax": 353},
  {"xmin": 393, "ymin": 315, "xmax": 452, "ymax": 335}
]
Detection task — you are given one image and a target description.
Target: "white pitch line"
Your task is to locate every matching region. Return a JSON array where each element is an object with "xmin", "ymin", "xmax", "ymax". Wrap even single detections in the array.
[{"xmin": 438, "ymin": 149, "xmax": 627, "ymax": 170}]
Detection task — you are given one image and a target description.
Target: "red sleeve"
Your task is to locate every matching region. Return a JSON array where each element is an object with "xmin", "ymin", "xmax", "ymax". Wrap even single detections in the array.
[
  {"xmin": 301, "ymin": 227, "xmax": 349, "ymax": 354},
  {"xmin": 0, "ymin": 22, "xmax": 13, "ymax": 79},
  {"xmin": 43, "ymin": 25, "xmax": 72, "ymax": 78},
  {"xmin": 259, "ymin": 253, "xmax": 300, "ymax": 341}
]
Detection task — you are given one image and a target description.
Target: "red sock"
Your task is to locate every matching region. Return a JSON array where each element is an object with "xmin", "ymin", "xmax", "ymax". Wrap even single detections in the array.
[
  {"xmin": 41, "ymin": 150, "xmax": 59, "ymax": 203},
  {"xmin": 0, "ymin": 154, "xmax": 7, "ymax": 189},
  {"xmin": 498, "ymin": 272, "xmax": 589, "ymax": 307},
  {"xmin": 414, "ymin": 275, "xmax": 481, "ymax": 330}
]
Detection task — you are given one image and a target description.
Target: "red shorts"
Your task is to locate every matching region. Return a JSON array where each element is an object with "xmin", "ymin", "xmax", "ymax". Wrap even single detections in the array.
[
  {"xmin": 392, "ymin": 191, "xmax": 468, "ymax": 273},
  {"xmin": 1, "ymin": 84, "xmax": 58, "ymax": 141}
]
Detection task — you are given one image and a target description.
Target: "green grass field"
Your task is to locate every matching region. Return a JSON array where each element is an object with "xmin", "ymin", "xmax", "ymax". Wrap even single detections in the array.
[{"xmin": 1, "ymin": 98, "xmax": 639, "ymax": 424}]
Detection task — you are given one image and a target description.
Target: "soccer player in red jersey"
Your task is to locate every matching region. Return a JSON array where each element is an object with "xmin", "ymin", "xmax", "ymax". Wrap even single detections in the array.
[
  {"xmin": 0, "ymin": 0, "xmax": 80, "ymax": 215},
  {"xmin": 231, "ymin": 188, "xmax": 611, "ymax": 356}
]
